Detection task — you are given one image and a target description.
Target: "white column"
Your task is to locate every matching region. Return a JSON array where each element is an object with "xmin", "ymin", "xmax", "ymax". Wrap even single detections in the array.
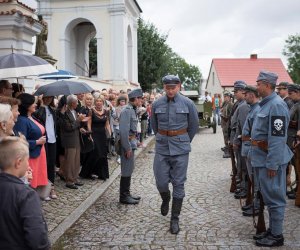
[
  {"xmin": 132, "ymin": 20, "xmax": 138, "ymax": 83},
  {"xmin": 96, "ymin": 36, "xmax": 103, "ymax": 79}
]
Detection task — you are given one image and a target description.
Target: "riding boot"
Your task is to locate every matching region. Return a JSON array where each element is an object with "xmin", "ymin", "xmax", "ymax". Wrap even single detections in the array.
[
  {"xmin": 127, "ymin": 176, "xmax": 141, "ymax": 200},
  {"xmin": 170, "ymin": 198, "xmax": 183, "ymax": 234},
  {"xmin": 119, "ymin": 176, "xmax": 139, "ymax": 204},
  {"xmin": 160, "ymin": 191, "xmax": 171, "ymax": 216}
]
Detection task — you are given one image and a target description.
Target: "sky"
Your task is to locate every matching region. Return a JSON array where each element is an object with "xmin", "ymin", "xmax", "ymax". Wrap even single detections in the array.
[{"xmin": 25, "ymin": 0, "xmax": 300, "ymax": 78}]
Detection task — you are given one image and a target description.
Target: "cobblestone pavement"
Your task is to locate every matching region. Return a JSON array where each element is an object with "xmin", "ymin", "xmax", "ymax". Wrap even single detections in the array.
[{"xmin": 52, "ymin": 128, "xmax": 300, "ymax": 249}]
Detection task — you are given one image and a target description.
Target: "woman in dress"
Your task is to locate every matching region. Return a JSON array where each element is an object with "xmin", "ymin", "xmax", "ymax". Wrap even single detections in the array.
[
  {"xmin": 14, "ymin": 93, "xmax": 48, "ymax": 190},
  {"xmin": 82, "ymin": 96, "xmax": 111, "ymax": 180}
]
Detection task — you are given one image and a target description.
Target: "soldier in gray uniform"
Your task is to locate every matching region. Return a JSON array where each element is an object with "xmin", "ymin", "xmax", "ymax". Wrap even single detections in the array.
[
  {"xmin": 119, "ymin": 88, "xmax": 143, "ymax": 205},
  {"xmin": 241, "ymin": 85, "xmax": 260, "ymax": 216},
  {"xmin": 151, "ymin": 75, "xmax": 199, "ymax": 234},
  {"xmin": 250, "ymin": 71, "xmax": 293, "ymax": 247},
  {"xmin": 276, "ymin": 82, "xmax": 294, "ymax": 110},
  {"xmin": 286, "ymin": 84, "xmax": 300, "ymax": 200}
]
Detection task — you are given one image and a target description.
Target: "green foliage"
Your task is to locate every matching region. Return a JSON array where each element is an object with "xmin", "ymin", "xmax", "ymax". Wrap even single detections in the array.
[
  {"xmin": 89, "ymin": 38, "xmax": 97, "ymax": 77},
  {"xmin": 283, "ymin": 34, "xmax": 300, "ymax": 83},
  {"xmin": 138, "ymin": 18, "xmax": 202, "ymax": 91}
]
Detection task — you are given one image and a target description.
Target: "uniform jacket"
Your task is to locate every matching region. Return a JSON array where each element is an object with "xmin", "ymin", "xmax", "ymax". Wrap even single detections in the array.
[
  {"xmin": 249, "ymin": 92, "xmax": 293, "ymax": 170},
  {"xmin": 151, "ymin": 93, "xmax": 199, "ymax": 156},
  {"xmin": 119, "ymin": 103, "xmax": 138, "ymax": 152},
  {"xmin": 59, "ymin": 109, "xmax": 80, "ymax": 148},
  {"xmin": 287, "ymin": 101, "xmax": 300, "ymax": 148},
  {"xmin": 241, "ymin": 102, "xmax": 260, "ymax": 157},
  {"xmin": 14, "ymin": 116, "xmax": 43, "ymax": 158},
  {"xmin": 230, "ymin": 99, "xmax": 247, "ymax": 144},
  {"xmin": 233, "ymin": 101, "xmax": 250, "ymax": 145},
  {"xmin": 0, "ymin": 173, "xmax": 50, "ymax": 250}
]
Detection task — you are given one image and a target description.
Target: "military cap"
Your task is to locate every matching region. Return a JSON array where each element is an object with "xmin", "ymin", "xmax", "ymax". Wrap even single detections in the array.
[
  {"xmin": 162, "ymin": 75, "xmax": 181, "ymax": 85},
  {"xmin": 223, "ymin": 90, "xmax": 231, "ymax": 96},
  {"xmin": 233, "ymin": 80, "xmax": 246, "ymax": 91},
  {"xmin": 128, "ymin": 88, "xmax": 143, "ymax": 99},
  {"xmin": 276, "ymin": 82, "xmax": 289, "ymax": 89},
  {"xmin": 256, "ymin": 70, "xmax": 278, "ymax": 86},
  {"xmin": 287, "ymin": 83, "xmax": 300, "ymax": 92},
  {"xmin": 243, "ymin": 85, "xmax": 258, "ymax": 95}
]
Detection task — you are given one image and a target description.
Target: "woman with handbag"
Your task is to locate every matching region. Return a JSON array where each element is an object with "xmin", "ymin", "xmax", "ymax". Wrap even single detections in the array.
[{"xmin": 81, "ymin": 96, "xmax": 111, "ymax": 180}]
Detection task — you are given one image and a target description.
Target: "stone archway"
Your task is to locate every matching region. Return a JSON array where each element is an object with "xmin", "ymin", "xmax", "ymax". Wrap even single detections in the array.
[
  {"xmin": 127, "ymin": 25, "xmax": 133, "ymax": 82},
  {"xmin": 64, "ymin": 18, "xmax": 97, "ymax": 77}
]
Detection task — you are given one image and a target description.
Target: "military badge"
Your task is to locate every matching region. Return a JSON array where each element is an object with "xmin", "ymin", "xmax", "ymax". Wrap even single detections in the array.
[{"xmin": 271, "ymin": 116, "xmax": 285, "ymax": 136}]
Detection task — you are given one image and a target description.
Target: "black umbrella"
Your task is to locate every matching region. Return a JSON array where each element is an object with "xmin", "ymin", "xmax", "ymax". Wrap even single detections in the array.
[
  {"xmin": 34, "ymin": 80, "xmax": 93, "ymax": 97},
  {"xmin": 0, "ymin": 53, "xmax": 57, "ymax": 78}
]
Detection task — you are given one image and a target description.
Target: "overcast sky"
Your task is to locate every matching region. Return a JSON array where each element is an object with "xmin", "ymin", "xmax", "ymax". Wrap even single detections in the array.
[{"xmin": 25, "ymin": 0, "xmax": 300, "ymax": 78}]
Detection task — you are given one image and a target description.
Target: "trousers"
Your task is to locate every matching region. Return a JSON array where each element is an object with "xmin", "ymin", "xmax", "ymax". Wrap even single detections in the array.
[
  {"xmin": 121, "ymin": 149, "xmax": 135, "ymax": 177},
  {"xmin": 153, "ymin": 153, "xmax": 189, "ymax": 199}
]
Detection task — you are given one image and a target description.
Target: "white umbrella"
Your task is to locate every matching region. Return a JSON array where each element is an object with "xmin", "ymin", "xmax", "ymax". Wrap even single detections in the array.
[{"xmin": 0, "ymin": 53, "xmax": 57, "ymax": 78}]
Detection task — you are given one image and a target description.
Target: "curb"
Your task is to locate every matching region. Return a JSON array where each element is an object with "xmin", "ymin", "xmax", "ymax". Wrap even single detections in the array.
[{"xmin": 49, "ymin": 135, "xmax": 156, "ymax": 244}]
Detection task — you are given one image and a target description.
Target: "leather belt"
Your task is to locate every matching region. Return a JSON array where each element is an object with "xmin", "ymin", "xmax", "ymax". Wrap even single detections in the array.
[
  {"xmin": 289, "ymin": 120, "xmax": 298, "ymax": 129},
  {"xmin": 128, "ymin": 135, "xmax": 136, "ymax": 141},
  {"xmin": 158, "ymin": 128, "xmax": 187, "ymax": 137},
  {"xmin": 242, "ymin": 135, "xmax": 251, "ymax": 142},
  {"xmin": 251, "ymin": 139, "xmax": 268, "ymax": 152}
]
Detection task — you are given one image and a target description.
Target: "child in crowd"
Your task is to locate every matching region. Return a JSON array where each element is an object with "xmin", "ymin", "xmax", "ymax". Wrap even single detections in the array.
[{"xmin": 0, "ymin": 137, "xmax": 50, "ymax": 250}]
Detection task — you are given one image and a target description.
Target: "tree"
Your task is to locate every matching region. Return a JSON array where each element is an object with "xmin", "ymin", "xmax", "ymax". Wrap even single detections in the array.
[
  {"xmin": 283, "ymin": 34, "xmax": 300, "ymax": 83},
  {"xmin": 138, "ymin": 18, "xmax": 202, "ymax": 91},
  {"xmin": 89, "ymin": 37, "xmax": 97, "ymax": 77}
]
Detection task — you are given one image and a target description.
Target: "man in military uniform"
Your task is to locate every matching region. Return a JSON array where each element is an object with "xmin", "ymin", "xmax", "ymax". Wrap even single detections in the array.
[
  {"xmin": 241, "ymin": 85, "xmax": 260, "ymax": 216},
  {"xmin": 286, "ymin": 84, "xmax": 300, "ymax": 200},
  {"xmin": 220, "ymin": 91, "xmax": 233, "ymax": 158},
  {"xmin": 119, "ymin": 88, "xmax": 143, "ymax": 205},
  {"xmin": 230, "ymin": 81, "xmax": 250, "ymax": 199},
  {"xmin": 250, "ymin": 71, "xmax": 293, "ymax": 247},
  {"xmin": 151, "ymin": 75, "xmax": 199, "ymax": 234},
  {"xmin": 276, "ymin": 82, "xmax": 294, "ymax": 110}
]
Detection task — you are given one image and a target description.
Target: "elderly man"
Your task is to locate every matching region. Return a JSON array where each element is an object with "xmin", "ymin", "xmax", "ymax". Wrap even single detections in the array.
[
  {"xmin": 0, "ymin": 80, "xmax": 13, "ymax": 97},
  {"xmin": 250, "ymin": 71, "xmax": 293, "ymax": 247},
  {"xmin": 151, "ymin": 75, "xmax": 199, "ymax": 234},
  {"xmin": 119, "ymin": 88, "xmax": 143, "ymax": 205},
  {"xmin": 59, "ymin": 95, "xmax": 86, "ymax": 189}
]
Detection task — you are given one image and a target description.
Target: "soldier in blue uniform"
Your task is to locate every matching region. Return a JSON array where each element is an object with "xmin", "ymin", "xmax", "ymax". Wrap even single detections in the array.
[
  {"xmin": 119, "ymin": 88, "xmax": 143, "ymax": 205},
  {"xmin": 250, "ymin": 71, "xmax": 293, "ymax": 247},
  {"xmin": 151, "ymin": 75, "xmax": 199, "ymax": 234}
]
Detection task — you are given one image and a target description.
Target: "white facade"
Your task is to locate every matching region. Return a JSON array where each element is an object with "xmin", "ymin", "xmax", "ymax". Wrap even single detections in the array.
[
  {"xmin": 38, "ymin": 0, "xmax": 141, "ymax": 87},
  {"xmin": 0, "ymin": 1, "xmax": 43, "ymax": 56},
  {"xmin": 206, "ymin": 64, "xmax": 224, "ymax": 95}
]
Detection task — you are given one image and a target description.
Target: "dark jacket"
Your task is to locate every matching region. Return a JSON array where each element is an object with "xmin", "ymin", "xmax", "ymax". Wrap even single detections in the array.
[
  {"xmin": 33, "ymin": 106, "xmax": 57, "ymax": 140},
  {"xmin": 0, "ymin": 173, "xmax": 50, "ymax": 250},
  {"xmin": 59, "ymin": 109, "xmax": 80, "ymax": 148},
  {"xmin": 14, "ymin": 116, "xmax": 43, "ymax": 158}
]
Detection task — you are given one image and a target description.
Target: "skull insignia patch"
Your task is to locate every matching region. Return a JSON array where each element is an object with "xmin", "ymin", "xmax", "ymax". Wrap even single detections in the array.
[{"xmin": 271, "ymin": 116, "xmax": 285, "ymax": 137}]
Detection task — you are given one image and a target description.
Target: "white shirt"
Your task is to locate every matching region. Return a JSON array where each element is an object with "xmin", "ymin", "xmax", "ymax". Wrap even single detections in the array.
[{"xmin": 45, "ymin": 106, "xmax": 56, "ymax": 143}]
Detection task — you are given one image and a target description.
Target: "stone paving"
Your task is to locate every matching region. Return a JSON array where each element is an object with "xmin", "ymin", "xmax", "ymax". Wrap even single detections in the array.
[{"xmin": 51, "ymin": 128, "xmax": 300, "ymax": 249}]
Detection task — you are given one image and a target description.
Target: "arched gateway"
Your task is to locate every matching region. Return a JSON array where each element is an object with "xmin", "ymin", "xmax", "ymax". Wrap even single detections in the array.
[{"xmin": 38, "ymin": 0, "xmax": 141, "ymax": 86}]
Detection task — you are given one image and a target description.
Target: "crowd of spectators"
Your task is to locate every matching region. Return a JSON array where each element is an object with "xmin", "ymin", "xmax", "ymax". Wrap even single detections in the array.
[{"xmin": 0, "ymin": 79, "xmax": 162, "ymax": 200}]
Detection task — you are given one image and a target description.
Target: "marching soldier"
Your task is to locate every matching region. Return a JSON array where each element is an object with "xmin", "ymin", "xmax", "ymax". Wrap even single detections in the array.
[
  {"xmin": 119, "ymin": 88, "xmax": 143, "ymax": 205},
  {"xmin": 250, "ymin": 71, "xmax": 293, "ymax": 247},
  {"xmin": 151, "ymin": 75, "xmax": 198, "ymax": 234},
  {"xmin": 286, "ymin": 84, "xmax": 300, "ymax": 201},
  {"xmin": 220, "ymin": 91, "xmax": 233, "ymax": 158}
]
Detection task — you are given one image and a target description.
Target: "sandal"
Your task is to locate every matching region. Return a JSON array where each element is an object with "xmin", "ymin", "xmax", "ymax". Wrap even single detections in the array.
[{"xmin": 50, "ymin": 186, "xmax": 58, "ymax": 199}]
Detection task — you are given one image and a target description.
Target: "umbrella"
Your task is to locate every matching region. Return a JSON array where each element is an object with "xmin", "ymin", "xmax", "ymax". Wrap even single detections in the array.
[
  {"xmin": 0, "ymin": 53, "xmax": 57, "ymax": 78},
  {"xmin": 34, "ymin": 80, "xmax": 93, "ymax": 97},
  {"xmin": 38, "ymin": 69, "xmax": 76, "ymax": 80}
]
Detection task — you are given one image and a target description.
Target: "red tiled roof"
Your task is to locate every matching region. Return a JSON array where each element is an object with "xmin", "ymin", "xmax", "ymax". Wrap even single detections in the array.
[
  {"xmin": 0, "ymin": 0, "xmax": 35, "ymax": 12},
  {"xmin": 212, "ymin": 58, "xmax": 292, "ymax": 87}
]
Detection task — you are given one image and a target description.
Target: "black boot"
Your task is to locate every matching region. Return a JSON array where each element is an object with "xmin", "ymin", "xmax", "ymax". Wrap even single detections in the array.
[
  {"xmin": 160, "ymin": 191, "xmax": 171, "ymax": 216},
  {"xmin": 256, "ymin": 233, "xmax": 284, "ymax": 247},
  {"xmin": 170, "ymin": 198, "xmax": 183, "ymax": 234},
  {"xmin": 127, "ymin": 176, "xmax": 141, "ymax": 200},
  {"xmin": 119, "ymin": 176, "xmax": 139, "ymax": 205}
]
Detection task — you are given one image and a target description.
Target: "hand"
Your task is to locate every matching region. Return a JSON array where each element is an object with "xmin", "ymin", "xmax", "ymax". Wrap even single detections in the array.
[
  {"xmin": 77, "ymin": 113, "xmax": 86, "ymax": 121},
  {"xmin": 26, "ymin": 166, "xmax": 33, "ymax": 182},
  {"xmin": 233, "ymin": 144, "xmax": 239, "ymax": 150},
  {"xmin": 36, "ymin": 136, "xmax": 46, "ymax": 145},
  {"xmin": 267, "ymin": 169, "xmax": 277, "ymax": 178},
  {"xmin": 125, "ymin": 150, "xmax": 132, "ymax": 159},
  {"xmin": 80, "ymin": 128, "xmax": 87, "ymax": 134}
]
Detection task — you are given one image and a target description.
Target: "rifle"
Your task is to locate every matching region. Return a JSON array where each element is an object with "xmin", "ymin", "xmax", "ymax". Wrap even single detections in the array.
[
  {"xmin": 245, "ymin": 173, "xmax": 253, "ymax": 206},
  {"xmin": 294, "ymin": 138, "xmax": 300, "ymax": 206},
  {"xmin": 255, "ymin": 190, "xmax": 266, "ymax": 234},
  {"xmin": 229, "ymin": 144, "xmax": 237, "ymax": 193}
]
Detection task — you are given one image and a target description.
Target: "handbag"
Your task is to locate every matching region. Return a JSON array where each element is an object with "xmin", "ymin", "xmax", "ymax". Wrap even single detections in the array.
[{"xmin": 80, "ymin": 132, "xmax": 94, "ymax": 153}]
